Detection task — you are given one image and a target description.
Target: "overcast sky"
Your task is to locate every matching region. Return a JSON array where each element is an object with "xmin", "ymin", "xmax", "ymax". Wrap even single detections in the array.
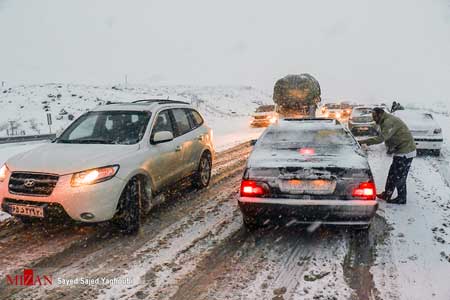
[{"xmin": 0, "ymin": 0, "xmax": 449, "ymax": 102}]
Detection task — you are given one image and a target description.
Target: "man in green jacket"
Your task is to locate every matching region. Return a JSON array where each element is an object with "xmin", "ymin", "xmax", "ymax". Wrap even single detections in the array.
[{"xmin": 359, "ymin": 107, "xmax": 416, "ymax": 204}]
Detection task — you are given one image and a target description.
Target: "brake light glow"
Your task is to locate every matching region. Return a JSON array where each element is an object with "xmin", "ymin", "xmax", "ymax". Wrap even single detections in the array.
[
  {"xmin": 352, "ymin": 182, "xmax": 376, "ymax": 200},
  {"xmin": 240, "ymin": 180, "xmax": 267, "ymax": 197},
  {"xmin": 299, "ymin": 148, "xmax": 315, "ymax": 155}
]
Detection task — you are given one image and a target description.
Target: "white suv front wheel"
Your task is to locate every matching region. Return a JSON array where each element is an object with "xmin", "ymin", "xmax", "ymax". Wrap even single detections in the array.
[
  {"xmin": 193, "ymin": 152, "xmax": 212, "ymax": 189},
  {"xmin": 113, "ymin": 177, "xmax": 141, "ymax": 234}
]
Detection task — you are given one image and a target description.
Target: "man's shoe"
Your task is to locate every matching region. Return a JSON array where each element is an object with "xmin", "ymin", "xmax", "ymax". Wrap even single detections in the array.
[
  {"xmin": 377, "ymin": 192, "xmax": 390, "ymax": 201},
  {"xmin": 386, "ymin": 197, "xmax": 406, "ymax": 204}
]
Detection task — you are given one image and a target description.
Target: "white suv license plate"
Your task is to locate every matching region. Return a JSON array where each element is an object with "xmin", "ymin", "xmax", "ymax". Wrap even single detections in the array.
[{"xmin": 9, "ymin": 204, "xmax": 44, "ymax": 218}]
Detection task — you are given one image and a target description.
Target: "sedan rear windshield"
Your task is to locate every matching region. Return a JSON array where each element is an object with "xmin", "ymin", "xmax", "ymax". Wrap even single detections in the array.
[
  {"xmin": 58, "ymin": 111, "xmax": 151, "ymax": 145},
  {"xmin": 260, "ymin": 128, "xmax": 355, "ymax": 149},
  {"xmin": 352, "ymin": 108, "xmax": 373, "ymax": 116}
]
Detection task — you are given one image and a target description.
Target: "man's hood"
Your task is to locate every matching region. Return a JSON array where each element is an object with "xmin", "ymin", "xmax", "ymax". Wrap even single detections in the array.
[{"xmin": 6, "ymin": 143, "xmax": 139, "ymax": 175}]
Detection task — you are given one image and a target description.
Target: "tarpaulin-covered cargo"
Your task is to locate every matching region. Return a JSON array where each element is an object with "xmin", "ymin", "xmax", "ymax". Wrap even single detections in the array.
[{"xmin": 273, "ymin": 74, "xmax": 321, "ymax": 117}]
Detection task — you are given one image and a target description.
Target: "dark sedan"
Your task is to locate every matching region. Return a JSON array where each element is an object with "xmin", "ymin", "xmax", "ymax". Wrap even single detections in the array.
[{"xmin": 239, "ymin": 118, "xmax": 378, "ymax": 230}]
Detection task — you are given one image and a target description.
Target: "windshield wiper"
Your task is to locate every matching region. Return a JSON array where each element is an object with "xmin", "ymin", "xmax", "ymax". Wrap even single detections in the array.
[{"xmin": 58, "ymin": 139, "xmax": 115, "ymax": 144}]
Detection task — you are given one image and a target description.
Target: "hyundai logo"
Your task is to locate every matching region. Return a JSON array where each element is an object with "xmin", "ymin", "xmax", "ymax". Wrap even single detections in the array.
[{"xmin": 23, "ymin": 179, "xmax": 36, "ymax": 188}]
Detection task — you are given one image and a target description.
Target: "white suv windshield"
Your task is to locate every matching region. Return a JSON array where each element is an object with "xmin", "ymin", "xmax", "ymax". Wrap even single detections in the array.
[{"xmin": 58, "ymin": 111, "xmax": 151, "ymax": 145}]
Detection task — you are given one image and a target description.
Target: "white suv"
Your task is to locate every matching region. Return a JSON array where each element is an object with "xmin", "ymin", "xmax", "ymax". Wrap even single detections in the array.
[{"xmin": 0, "ymin": 100, "xmax": 214, "ymax": 233}]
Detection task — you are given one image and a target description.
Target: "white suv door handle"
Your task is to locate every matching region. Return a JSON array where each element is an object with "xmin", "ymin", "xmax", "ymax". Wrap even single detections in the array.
[
  {"xmin": 175, "ymin": 145, "xmax": 182, "ymax": 152},
  {"xmin": 197, "ymin": 135, "xmax": 203, "ymax": 141}
]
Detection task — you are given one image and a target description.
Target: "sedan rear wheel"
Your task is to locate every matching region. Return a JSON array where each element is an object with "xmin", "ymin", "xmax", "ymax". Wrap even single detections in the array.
[
  {"xmin": 242, "ymin": 215, "xmax": 261, "ymax": 231},
  {"xmin": 432, "ymin": 149, "xmax": 441, "ymax": 156},
  {"xmin": 352, "ymin": 224, "xmax": 371, "ymax": 232}
]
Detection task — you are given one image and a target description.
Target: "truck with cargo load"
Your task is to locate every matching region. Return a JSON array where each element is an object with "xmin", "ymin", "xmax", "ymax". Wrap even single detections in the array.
[{"xmin": 273, "ymin": 74, "xmax": 321, "ymax": 118}]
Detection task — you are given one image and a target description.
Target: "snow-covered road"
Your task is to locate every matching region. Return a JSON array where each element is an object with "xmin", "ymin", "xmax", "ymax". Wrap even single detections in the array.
[{"xmin": 0, "ymin": 136, "xmax": 449, "ymax": 299}]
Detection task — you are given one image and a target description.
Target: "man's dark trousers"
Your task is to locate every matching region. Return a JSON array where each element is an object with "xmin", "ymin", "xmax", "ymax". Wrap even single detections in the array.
[{"xmin": 385, "ymin": 156, "xmax": 413, "ymax": 202}]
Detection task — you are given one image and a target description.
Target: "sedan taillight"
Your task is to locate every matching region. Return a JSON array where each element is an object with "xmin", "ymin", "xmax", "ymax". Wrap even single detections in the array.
[
  {"xmin": 240, "ymin": 180, "xmax": 268, "ymax": 197},
  {"xmin": 352, "ymin": 182, "xmax": 376, "ymax": 200}
]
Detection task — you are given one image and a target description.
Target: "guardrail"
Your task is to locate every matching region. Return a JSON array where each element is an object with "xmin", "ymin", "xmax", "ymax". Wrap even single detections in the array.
[{"xmin": 0, "ymin": 134, "xmax": 56, "ymax": 144}]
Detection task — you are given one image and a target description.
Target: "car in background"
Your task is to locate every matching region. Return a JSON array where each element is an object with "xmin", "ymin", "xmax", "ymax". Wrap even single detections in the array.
[
  {"xmin": 250, "ymin": 105, "xmax": 278, "ymax": 127},
  {"xmin": 238, "ymin": 118, "xmax": 378, "ymax": 231},
  {"xmin": 340, "ymin": 102, "xmax": 353, "ymax": 118},
  {"xmin": 321, "ymin": 103, "xmax": 345, "ymax": 121},
  {"xmin": 0, "ymin": 100, "xmax": 214, "ymax": 234},
  {"xmin": 348, "ymin": 106, "xmax": 380, "ymax": 136},
  {"xmin": 394, "ymin": 110, "xmax": 443, "ymax": 156}
]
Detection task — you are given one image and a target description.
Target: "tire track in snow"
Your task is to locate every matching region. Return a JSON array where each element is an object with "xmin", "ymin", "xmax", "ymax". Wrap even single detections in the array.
[{"xmin": 171, "ymin": 225, "xmax": 369, "ymax": 300}]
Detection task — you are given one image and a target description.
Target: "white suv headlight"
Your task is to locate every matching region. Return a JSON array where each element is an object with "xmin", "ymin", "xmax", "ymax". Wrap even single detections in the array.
[
  {"xmin": 0, "ymin": 164, "xmax": 10, "ymax": 182},
  {"xmin": 71, "ymin": 165, "xmax": 119, "ymax": 187}
]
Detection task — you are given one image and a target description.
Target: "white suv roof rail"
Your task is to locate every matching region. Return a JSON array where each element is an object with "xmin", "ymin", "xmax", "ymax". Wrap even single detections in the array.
[
  {"xmin": 132, "ymin": 99, "xmax": 190, "ymax": 105},
  {"xmin": 103, "ymin": 99, "xmax": 191, "ymax": 106}
]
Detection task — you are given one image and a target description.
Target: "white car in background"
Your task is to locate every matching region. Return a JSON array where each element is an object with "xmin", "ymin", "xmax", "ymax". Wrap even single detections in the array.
[
  {"xmin": 348, "ymin": 106, "xmax": 379, "ymax": 137},
  {"xmin": 321, "ymin": 103, "xmax": 345, "ymax": 121},
  {"xmin": 394, "ymin": 110, "xmax": 443, "ymax": 156},
  {"xmin": 0, "ymin": 100, "xmax": 214, "ymax": 233},
  {"xmin": 250, "ymin": 105, "xmax": 278, "ymax": 127}
]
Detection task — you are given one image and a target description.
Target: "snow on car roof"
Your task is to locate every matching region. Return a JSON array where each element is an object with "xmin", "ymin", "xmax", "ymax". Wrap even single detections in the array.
[
  {"xmin": 275, "ymin": 118, "xmax": 341, "ymax": 130},
  {"xmin": 93, "ymin": 101, "xmax": 190, "ymax": 112},
  {"xmin": 394, "ymin": 110, "xmax": 439, "ymax": 130}
]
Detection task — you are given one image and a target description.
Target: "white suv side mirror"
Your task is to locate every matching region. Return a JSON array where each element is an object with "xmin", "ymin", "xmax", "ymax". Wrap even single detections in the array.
[{"xmin": 153, "ymin": 131, "xmax": 174, "ymax": 144}]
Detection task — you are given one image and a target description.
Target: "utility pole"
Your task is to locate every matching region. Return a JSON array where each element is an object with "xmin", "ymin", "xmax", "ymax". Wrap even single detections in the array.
[
  {"xmin": 9, "ymin": 121, "xmax": 15, "ymax": 136},
  {"xmin": 47, "ymin": 113, "xmax": 52, "ymax": 134}
]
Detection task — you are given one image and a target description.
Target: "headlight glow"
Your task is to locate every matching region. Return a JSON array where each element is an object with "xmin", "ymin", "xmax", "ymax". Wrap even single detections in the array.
[
  {"xmin": 0, "ymin": 164, "xmax": 9, "ymax": 182},
  {"xmin": 71, "ymin": 165, "xmax": 119, "ymax": 187}
]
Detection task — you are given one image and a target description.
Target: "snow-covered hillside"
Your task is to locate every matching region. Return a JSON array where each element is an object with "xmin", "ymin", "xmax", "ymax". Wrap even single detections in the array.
[{"xmin": 0, "ymin": 83, "xmax": 272, "ymax": 138}]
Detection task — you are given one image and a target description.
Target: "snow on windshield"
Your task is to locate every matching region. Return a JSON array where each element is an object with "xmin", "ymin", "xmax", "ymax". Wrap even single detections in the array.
[
  {"xmin": 249, "ymin": 122, "xmax": 367, "ymax": 170},
  {"xmin": 395, "ymin": 110, "xmax": 433, "ymax": 121},
  {"xmin": 394, "ymin": 110, "xmax": 437, "ymax": 130},
  {"xmin": 259, "ymin": 122, "xmax": 355, "ymax": 150}
]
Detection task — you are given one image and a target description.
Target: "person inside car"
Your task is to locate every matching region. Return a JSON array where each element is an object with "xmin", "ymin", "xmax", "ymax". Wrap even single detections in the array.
[{"xmin": 359, "ymin": 107, "xmax": 416, "ymax": 204}]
